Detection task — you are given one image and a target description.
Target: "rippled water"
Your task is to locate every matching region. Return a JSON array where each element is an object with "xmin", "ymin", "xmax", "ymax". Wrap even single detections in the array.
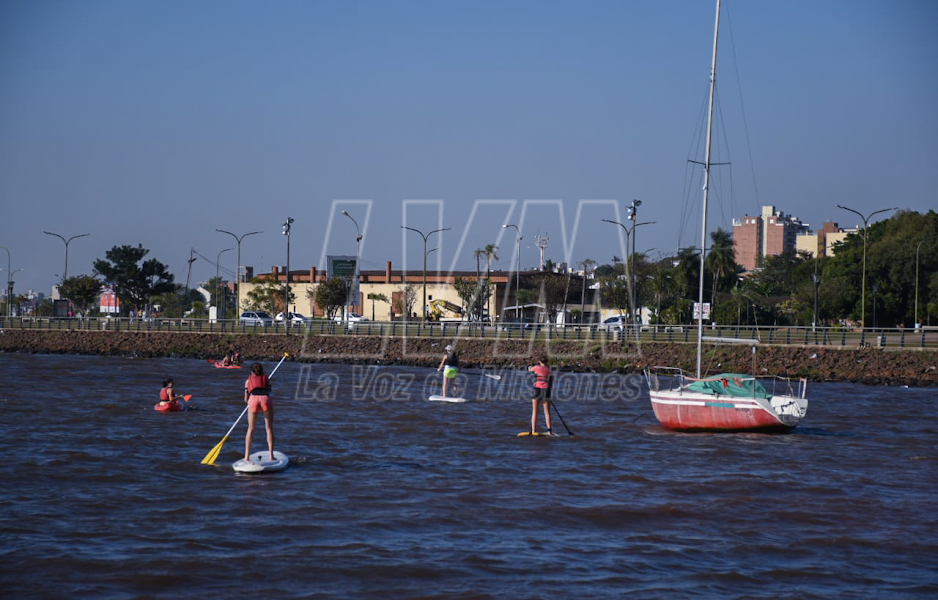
[{"xmin": 2, "ymin": 353, "xmax": 936, "ymax": 599}]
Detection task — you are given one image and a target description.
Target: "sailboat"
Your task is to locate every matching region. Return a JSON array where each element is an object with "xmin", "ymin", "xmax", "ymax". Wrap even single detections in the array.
[{"xmin": 643, "ymin": 0, "xmax": 808, "ymax": 432}]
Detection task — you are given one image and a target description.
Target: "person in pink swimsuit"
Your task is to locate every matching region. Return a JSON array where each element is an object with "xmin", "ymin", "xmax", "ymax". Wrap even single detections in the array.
[
  {"xmin": 244, "ymin": 363, "xmax": 275, "ymax": 461},
  {"xmin": 528, "ymin": 356, "xmax": 553, "ymax": 435}
]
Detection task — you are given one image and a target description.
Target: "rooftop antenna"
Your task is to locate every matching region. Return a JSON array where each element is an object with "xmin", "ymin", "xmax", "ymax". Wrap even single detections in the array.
[{"xmin": 534, "ymin": 232, "xmax": 549, "ymax": 271}]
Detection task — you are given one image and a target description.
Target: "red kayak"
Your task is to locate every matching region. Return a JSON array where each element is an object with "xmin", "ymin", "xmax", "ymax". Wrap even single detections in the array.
[
  {"xmin": 154, "ymin": 394, "xmax": 192, "ymax": 412},
  {"xmin": 214, "ymin": 361, "xmax": 242, "ymax": 369},
  {"xmin": 154, "ymin": 400, "xmax": 185, "ymax": 412}
]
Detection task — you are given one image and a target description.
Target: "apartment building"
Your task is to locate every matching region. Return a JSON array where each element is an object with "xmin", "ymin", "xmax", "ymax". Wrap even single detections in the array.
[{"xmin": 732, "ymin": 205, "xmax": 810, "ymax": 271}]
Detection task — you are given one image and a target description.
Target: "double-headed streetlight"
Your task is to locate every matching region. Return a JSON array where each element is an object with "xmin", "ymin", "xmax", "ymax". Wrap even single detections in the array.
[
  {"xmin": 914, "ymin": 236, "xmax": 938, "ymax": 328},
  {"xmin": 216, "ymin": 247, "xmax": 232, "ymax": 320},
  {"xmin": 43, "ymin": 231, "xmax": 90, "ymax": 282},
  {"xmin": 215, "ymin": 229, "xmax": 261, "ymax": 315},
  {"xmin": 602, "ymin": 218, "xmax": 655, "ymax": 330},
  {"xmin": 502, "ymin": 224, "xmax": 523, "ymax": 318},
  {"xmin": 836, "ymin": 205, "xmax": 898, "ymax": 328},
  {"xmin": 342, "ymin": 211, "xmax": 363, "ymax": 321},
  {"xmin": 282, "ymin": 218, "xmax": 294, "ymax": 324},
  {"xmin": 401, "ymin": 225, "xmax": 450, "ymax": 321}
]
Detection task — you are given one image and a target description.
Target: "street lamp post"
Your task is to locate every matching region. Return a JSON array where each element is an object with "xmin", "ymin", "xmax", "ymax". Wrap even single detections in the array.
[
  {"xmin": 215, "ymin": 229, "xmax": 262, "ymax": 316},
  {"xmin": 914, "ymin": 236, "xmax": 938, "ymax": 328},
  {"xmin": 216, "ymin": 247, "xmax": 232, "ymax": 320},
  {"xmin": 502, "ymin": 224, "xmax": 522, "ymax": 317},
  {"xmin": 184, "ymin": 248, "xmax": 197, "ymax": 300},
  {"xmin": 836, "ymin": 205, "xmax": 898, "ymax": 329},
  {"xmin": 872, "ymin": 284, "xmax": 878, "ymax": 330},
  {"xmin": 602, "ymin": 219, "xmax": 634, "ymax": 330},
  {"xmin": 812, "ymin": 272, "xmax": 820, "ymax": 331},
  {"xmin": 282, "ymin": 218, "xmax": 294, "ymax": 328},
  {"xmin": 629, "ymin": 218, "xmax": 655, "ymax": 329},
  {"xmin": 43, "ymin": 231, "xmax": 90, "ymax": 282},
  {"xmin": 342, "ymin": 211, "xmax": 363, "ymax": 322},
  {"xmin": 401, "ymin": 226, "xmax": 450, "ymax": 321},
  {"xmin": 0, "ymin": 246, "xmax": 10, "ymax": 318}
]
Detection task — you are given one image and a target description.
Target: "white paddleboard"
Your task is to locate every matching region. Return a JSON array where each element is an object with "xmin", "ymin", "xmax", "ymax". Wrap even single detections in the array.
[
  {"xmin": 232, "ymin": 450, "xmax": 290, "ymax": 473},
  {"xmin": 428, "ymin": 395, "xmax": 467, "ymax": 403}
]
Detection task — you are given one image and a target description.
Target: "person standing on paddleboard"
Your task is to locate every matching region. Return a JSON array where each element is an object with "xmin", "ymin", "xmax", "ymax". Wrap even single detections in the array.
[
  {"xmin": 244, "ymin": 363, "xmax": 275, "ymax": 462},
  {"xmin": 437, "ymin": 344, "xmax": 459, "ymax": 399},
  {"xmin": 528, "ymin": 357, "xmax": 553, "ymax": 435},
  {"xmin": 159, "ymin": 378, "xmax": 184, "ymax": 410}
]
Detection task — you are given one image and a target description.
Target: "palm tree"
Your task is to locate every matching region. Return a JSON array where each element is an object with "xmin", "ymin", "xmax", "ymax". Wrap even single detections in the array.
[
  {"xmin": 484, "ymin": 244, "xmax": 499, "ymax": 321},
  {"xmin": 706, "ymin": 228, "xmax": 737, "ymax": 311},
  {"xmin": 367, "ymin": 292, "xmax": 389, "ymax": 321}
]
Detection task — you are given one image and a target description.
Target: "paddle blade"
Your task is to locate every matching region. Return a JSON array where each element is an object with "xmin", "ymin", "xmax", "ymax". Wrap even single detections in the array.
[
  {"xmin": 182, "ymin": 394, "xmax": 193, "ymax": 402},
  {"xmin": 200, "ymin": 435, "xmax": 228, "ymax": 465},
  {"xmin": 484, "ymin": 374, "xmax": 502, "ymax": 380}
]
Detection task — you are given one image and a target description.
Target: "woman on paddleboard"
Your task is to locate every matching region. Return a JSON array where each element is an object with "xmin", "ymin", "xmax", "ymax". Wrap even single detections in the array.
[
  {"xmin": 244, "ymin": 363, "xmax": 275, "ymax": 462},
  {"xmin": 437, "ymin": 344, "xmax": 459, "ymax": 399},
  {"xmin": 528, "ymin": 357, "xmax": 553, "ymax": 435}
]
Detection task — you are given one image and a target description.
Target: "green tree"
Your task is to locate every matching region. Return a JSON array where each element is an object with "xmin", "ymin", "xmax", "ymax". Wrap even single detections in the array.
[
  {"xmin": 313, "ymin": 277, "xmax": 349, "ymax": 319},
  {"xmin": 393, "ymin": 284, "xmax": 418, "ymax": 319},
  {"xmin": 599, "ymin": 276, "xmax": 630, "ymax": 317},
  {"xmin": 453, "ymin": 277, "xmax": 488, "ymax": 320},
  {"xmin": 243, "ymin": 276, "xmax": 294, "ymax": 314},
  {"xmin": 58, "ymin": 274, "xmax": 102, "ymax": 317},
  {"xmin": 706, "ymin": 228, "xmax": 738, "ymax": 309},
  {"xmin": 93, "ymin": 244, "xmax": 174, "ymax": 315}
]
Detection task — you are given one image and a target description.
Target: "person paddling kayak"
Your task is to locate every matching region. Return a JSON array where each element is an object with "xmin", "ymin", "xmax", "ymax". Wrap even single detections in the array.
[
  {"xmin": 158, "ymin": 378, "xmax": 185, "ymax": 411},
  {"xmin": 244, "ymin": 363, "xmax": 275, "ymax": 462}
]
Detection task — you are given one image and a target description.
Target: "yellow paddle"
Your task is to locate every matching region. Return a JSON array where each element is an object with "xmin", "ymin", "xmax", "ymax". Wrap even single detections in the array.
[{"xmin": 200, "ymin": 353, "xmax": 289, "ymax": 465}]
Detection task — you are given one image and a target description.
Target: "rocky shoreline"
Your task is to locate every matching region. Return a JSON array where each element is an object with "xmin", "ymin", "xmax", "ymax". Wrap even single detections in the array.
[{"xmin": 1, "ymin": 329, "xmax": 936, "ymax": 386}]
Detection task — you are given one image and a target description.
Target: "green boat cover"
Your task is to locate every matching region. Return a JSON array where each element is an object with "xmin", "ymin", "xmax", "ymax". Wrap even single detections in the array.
[{"xmin": 686, "ymin": 373, "xmax": 772, "ymax": 399}]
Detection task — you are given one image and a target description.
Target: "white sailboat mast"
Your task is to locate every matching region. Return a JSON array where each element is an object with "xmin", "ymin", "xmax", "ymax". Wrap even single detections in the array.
[{"xmin": 696, "ymin": 0, "xmax": 721, "ymax": 379}]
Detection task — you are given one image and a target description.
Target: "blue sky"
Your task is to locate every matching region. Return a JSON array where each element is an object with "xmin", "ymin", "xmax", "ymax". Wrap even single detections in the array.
[{"xmin": 1, "ymin": 0, "xmax": 936, "ymax": 295}]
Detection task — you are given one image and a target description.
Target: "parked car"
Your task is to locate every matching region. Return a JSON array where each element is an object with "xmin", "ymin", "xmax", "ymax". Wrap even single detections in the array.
[
  {"xmin": 598, "ymin": 315, "xmax": 628, "ymax": 331},
  {"xmin": 333, "ymin": 312, "xmax": 369, "ymax": 329},
  {"xmin": 275, "ymin": 312, "xmax": 308, "ymax": 324},
  {"xmin": 239, "ymin": 311, "xmax": 274, "ymax": 326}
]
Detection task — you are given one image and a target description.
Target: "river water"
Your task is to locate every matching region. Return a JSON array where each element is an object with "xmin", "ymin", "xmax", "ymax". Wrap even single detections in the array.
[{"xmin": 2, "ymin": 353, "xmax": 935, "ymax": 599}]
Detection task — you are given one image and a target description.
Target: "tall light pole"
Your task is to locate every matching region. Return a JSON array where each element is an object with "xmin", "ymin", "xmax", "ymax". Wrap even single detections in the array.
[
  {"xmin": 914, "ymin": 236, "xmax": 938, "ymax": 328},
  {"xmin": 401, "ymin": 225, "xmax": 450, "ymax": 321},
  {"xmin": 0, "ymin": 246, "xmax": 10, "ymax": 318},
  {"xmin": 342, "ymin": 211, "xmax": 363, "ymax": 321},
  {"xmin": 184, "ymin": 248, "xmax": 197, "ymax": 300},
  {"xmin": 282, "ymin": 217, "xmax": 294, "ymax": 324},
  {"xmin": 836, "ymin": 205, "xmax": 897, "ymax": 328},
  {"xmin": 502, "ymin": 224, "xmax": 522, "ymax": 317},
  {"xmin": 215, "ymin": 229, "xmax": 261, "ymax": 315},
  {"xmin": 629, "ymin": 219, "xmax": 655, "ymax": 328},
  {"xmin": 43, "ymin": 231, "xmax": 90, "ymax": 282},
  {"xmin": 602, "ymin": 219, "xmax": 634, "ymax": 328},
  {"xmin": 872, "ymin": 284, "xmax": 878, "ymax": 329},
  {"xmin": 216, "ymin": 247, "xmax": 232, "ymax": 320}
]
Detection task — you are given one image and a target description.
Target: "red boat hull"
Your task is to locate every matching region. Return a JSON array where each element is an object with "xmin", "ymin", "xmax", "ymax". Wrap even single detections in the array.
[{"xmin": 650, "ymin": 391, "xmax": 796, "ymax": 432}]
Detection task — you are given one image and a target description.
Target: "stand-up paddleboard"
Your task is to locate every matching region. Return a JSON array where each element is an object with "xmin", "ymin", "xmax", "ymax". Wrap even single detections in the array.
[
  {"xmin": 517, "ymin": 431, "xmax": 559, "ymax": 437},
  {"xmin": 232, "ymin": 451, "xmax": 289, "ymax": 473},
  {"xmin": 429, "ymin": 395, "xmax": 467, "ymax": 403}
]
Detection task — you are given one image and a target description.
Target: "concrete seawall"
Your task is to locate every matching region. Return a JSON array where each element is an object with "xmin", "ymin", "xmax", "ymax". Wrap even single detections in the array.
[{"xmin": 1, "ymin": 329, "xmax": 936, "ymax": 386}]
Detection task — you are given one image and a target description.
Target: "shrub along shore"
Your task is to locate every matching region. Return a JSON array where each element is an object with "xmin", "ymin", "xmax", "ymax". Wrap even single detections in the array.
[{"xmin": 1, "ymin": 329, "xmax": 936, "ymax": 386}]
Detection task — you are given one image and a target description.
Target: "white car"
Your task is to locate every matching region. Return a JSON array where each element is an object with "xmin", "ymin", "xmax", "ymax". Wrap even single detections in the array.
[
  {"xmin": 275, "ymin": 312, "xmax": 308, "ymax": 323},
  {"xmin": 598, "ymin": 315, "xmax": 628, "ymax": 331},
  {"xmin": 333, "ymin": 312, "xmax": 369, "ymax": 328}
]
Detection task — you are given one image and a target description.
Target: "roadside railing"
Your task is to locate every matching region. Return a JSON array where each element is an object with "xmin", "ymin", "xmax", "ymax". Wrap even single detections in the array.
[{"xmin": 1, "ymin": 317, "xmax": 937, "ymax": 348}]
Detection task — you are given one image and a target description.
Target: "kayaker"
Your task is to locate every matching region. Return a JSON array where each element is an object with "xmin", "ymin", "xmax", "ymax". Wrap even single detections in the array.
[
  {"xmin": 158, "ymin": 378, "xmax": 183, "ymax": 410},
  {"xmin": 244, "ymin": 363, "xmax": 275, "ymax": 462},
  {"xmin": 436, "ymin": 344, "xmax": 459, "ymax": 399},
  {"xmin": 527, "ymin": 356, "xmax": 553, "ymax": 435},
  {"xmin": 222, "ymin": 350, "xmax": 233, "ymax": 366}
]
